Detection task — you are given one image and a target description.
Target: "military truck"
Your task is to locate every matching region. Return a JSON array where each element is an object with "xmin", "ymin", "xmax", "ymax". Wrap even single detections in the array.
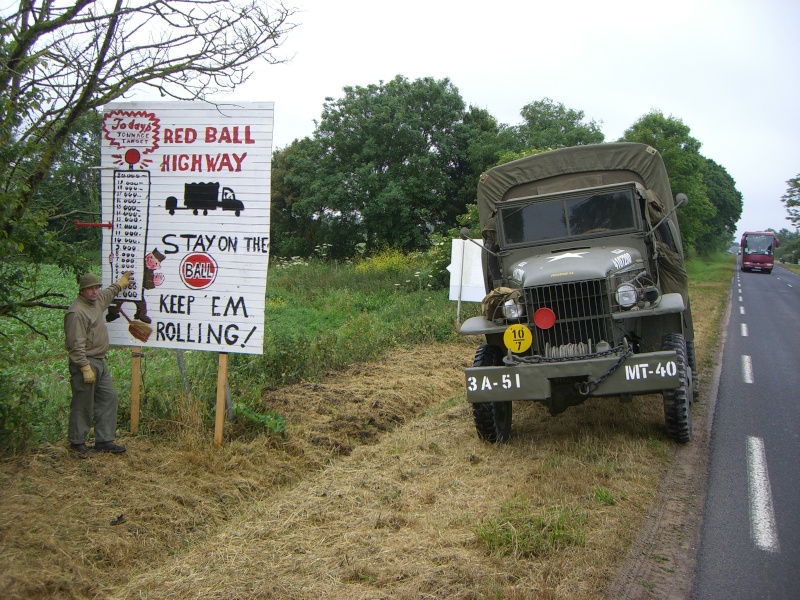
[{"xmin": 460, "ymin": 143, "xmax": 695, "ymax": 444}]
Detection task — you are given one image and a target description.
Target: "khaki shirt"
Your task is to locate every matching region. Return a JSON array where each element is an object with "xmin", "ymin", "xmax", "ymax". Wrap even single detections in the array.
[{"xmin": 64, "ymin": 283, "xmax": 122, "ymax": 366}]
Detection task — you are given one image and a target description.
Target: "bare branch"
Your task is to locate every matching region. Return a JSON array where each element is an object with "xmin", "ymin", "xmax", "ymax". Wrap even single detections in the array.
[
  {"xmin": 1, "ymin": 311, "xmax": 57, "ymax": 338},
  {"xmin": 2, "ymin": 0, "xmax": 298, "ymax": 240},
  {"xmin": 0, "ymin": 289, "xmax": 69, "ymax": 340}
]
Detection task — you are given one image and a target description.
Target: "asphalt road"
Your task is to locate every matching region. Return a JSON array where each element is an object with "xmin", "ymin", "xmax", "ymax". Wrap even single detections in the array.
[{"xmin": 693, "ymin": 265, "xmax": 800, "ymax": 598}]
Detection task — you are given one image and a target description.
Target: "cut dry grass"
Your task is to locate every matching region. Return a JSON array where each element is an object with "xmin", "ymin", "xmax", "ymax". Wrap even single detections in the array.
[
  {"xmin": 112, "ymin": 397, "xmax": 669, "ymax": 599},
  {"xmin": 0, "ymin": 259, "xmax": 733, "ymax": 599}
]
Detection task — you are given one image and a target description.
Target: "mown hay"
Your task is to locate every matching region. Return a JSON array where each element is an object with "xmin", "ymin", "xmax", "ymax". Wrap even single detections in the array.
[{"xmin": 1, "ymin": 276, "xmax": 727, "ymax": 599}]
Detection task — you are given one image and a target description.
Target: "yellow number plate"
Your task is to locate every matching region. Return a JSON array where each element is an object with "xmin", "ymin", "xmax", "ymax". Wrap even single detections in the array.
[{"xmin": 503, "ymin": 324, "xmax": 532, "ymax": 353}]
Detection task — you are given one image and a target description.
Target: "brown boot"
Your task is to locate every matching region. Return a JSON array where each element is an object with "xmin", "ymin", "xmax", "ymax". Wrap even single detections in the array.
[{"xmin": 69, "ymin": 443, "xmax": 97, "ymax": 455}]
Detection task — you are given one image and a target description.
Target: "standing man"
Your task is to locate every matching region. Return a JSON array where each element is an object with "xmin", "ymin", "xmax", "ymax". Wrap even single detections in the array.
[{"xmin": 64, "ymin": 271, "xmax": 132, "ymax": 454}]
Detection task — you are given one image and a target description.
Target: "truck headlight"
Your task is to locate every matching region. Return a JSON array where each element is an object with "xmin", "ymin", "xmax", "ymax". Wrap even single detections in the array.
[
  {"xmin": 615, "ymin": 283, "xmax": 638, "ymax": 309},
  {"xmin": 502, "ymin": 298, "xmax": 526, "ymax": 319}
]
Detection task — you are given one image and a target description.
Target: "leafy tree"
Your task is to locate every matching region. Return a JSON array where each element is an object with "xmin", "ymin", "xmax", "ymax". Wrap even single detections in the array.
[
  {"xmin": 286, "ymin": 75, "xmax": 475, "ymax": 257},
  {"xmin": 773, "ymin": 227, "xmax": 800, "ymax": 263},
  {"xmin": 620, "ymin": 111, "xmax": 714, "ymax": 254},
  {"xmin": 452, "ymin": 105, "xmax": 505, "ymax": 209},
  {"xmin": 34, "ymin": 110, "xmax": 103, "ymax": 251},
  {"xmin": 780, "ymin": 174, "xmax": 800, "ymax": 228},
  {"xmin": 511, "ymin": 97, "xmax": 604, "ymax": 151},
  {"xmin": 0, "ymin": 0, "xmax": 297, "ymax": 331},
  {"xmin": 273, "ymin": 136, "xmax": 367, "ymax": 260},
  {"xmin": 270, "ymin": 138, "xmax": 329, "ymax": 258},
  {"xmin": 698, "ymin": 158, "xmax": 743, "ymax": 254}
]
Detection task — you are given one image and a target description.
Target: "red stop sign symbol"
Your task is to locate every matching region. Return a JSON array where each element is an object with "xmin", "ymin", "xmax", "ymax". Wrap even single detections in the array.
[{"xmin": 180, "ymin": 252, "xmax": 218, "ymax": 289}]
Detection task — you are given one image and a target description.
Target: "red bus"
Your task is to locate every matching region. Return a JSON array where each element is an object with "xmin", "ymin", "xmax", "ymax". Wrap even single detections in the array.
[{"xmin": 740, "ymin": 231, "xmax": 780, "ymax": 274}]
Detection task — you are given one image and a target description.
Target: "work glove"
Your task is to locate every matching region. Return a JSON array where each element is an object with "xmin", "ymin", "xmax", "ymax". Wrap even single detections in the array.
[
  {"xmin": 116, "ymin": 272, "xmax": 133, "ymax": 288},
  {"xmin": 81, "ymin": 364, "xmax": 96, "ymax": 385}
]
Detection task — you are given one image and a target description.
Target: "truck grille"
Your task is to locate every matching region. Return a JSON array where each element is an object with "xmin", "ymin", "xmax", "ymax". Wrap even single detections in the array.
[{"xmin": 524, "ymin": 279, "xmax": 615, "ymax": 356}]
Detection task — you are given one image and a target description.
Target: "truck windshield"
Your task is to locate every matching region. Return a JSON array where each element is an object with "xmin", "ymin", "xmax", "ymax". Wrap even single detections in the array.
[
  {"xmin": 743, "ymin": 235, "xmax": 773, "ymax": 255},
  {"xmin": 499, "ymin": 188, "xmax": 636, "ymax": 246}
]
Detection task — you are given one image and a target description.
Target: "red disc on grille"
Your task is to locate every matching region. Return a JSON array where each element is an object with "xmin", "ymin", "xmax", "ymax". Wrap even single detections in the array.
[{"xmin": 533, "ymin": 307, "xmax": 556, "ymax": 329}]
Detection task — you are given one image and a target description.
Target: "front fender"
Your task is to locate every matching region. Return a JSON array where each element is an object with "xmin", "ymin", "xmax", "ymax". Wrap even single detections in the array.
[
  {"xmin": 459, "ymin": 316, "xmax": 507, "ymax": 336},
  {"xmin": 611, "ymin": 292, "xmax": 685, "ymax": 320}
]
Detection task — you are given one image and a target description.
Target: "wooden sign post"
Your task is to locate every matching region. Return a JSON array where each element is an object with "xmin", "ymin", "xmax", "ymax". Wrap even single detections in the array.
[
  {"xmin": 214, "ymin": 353, "xmax": 229, "ymax": 447},
  {"xmin": 130, "ymin": 347, "xmax": 142, "ymax": 433}
]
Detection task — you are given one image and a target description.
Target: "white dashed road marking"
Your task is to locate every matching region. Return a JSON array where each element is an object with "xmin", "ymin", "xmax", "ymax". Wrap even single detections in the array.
[
  {"xmin": 742, "ymin": 355, "xmax": 754, "ymax": 383},
  {"xmin": 741, "ymin": 323, "xmax": 748, "ymax": 337},
  {"xmin": 747, "ymin": 436, "xmax": 780, "ymax": 553}
]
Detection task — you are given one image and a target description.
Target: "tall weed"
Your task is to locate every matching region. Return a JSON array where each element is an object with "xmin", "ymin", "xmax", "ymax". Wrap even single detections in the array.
[
  {"xmin": 1, "ymin": 252, "xmax": 734, "ymax": 454},
  {"xmin": 685, "ymin": 252, "xmax": 736, "ymax": 283}
]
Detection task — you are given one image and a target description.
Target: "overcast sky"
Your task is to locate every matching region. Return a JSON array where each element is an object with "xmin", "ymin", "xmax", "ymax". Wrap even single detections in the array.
[{"xmin": 222, "ymin": 0, "xmax": 799, "ymax": 240}]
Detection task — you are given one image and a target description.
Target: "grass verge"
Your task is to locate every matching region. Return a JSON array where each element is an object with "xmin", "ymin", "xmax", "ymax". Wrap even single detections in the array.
[{"xmin": 0, "ymin": 252, "xmax": 734, "ymax": 598}]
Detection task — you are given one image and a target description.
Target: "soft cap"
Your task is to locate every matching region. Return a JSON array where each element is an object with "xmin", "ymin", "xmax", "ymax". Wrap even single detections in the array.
[{"xmin": 78, "ymin": 273, "xmax": 102, "ymax": 290}]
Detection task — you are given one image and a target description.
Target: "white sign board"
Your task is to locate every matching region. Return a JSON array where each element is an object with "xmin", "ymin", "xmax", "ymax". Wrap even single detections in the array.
[
  {"xmin": 100, "ymin": 101, "xmax": 273, "ymax": 355},
  {"xmin": 447, "ymin": 239, "xmax": 486, "ymax": 302}
]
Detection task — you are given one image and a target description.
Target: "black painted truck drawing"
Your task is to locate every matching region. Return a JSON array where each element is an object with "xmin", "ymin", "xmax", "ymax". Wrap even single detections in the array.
[
  {"xmin": 460, "ymin": 143, "xmax": 695, "ymax": 444},
  {"xmin": 165, "ymin": 182, "xmax": 244, "ymax": 216}
]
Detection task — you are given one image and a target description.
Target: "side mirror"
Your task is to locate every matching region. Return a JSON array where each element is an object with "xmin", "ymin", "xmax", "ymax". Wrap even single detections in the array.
[
  {"xmin": 646, "ymin": 193, "xmax": 689, "ymax": 237},
  {"xmin": 459, "ymin": 226, "xmax": 499, "ymax": 257}
]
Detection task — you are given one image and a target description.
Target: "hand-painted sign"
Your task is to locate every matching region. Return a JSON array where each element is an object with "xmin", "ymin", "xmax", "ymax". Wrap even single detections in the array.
[{"xmin": 100, "ymin": 102, "xmax": 273, "ymax": 355}]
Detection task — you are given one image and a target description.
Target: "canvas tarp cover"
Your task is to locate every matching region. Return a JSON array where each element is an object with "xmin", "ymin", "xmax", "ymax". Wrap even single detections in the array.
[
  {"xmin": 477, "ymin": 143, "xmax": 678, "ymax": 242},
  {"xmin": 477, "ymin": 142, "xmax": 690, "ymax": 306}
]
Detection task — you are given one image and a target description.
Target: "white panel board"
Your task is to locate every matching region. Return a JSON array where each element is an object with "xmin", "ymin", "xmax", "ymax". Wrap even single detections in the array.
[
  {"xmin": 447, "ymin": 239, "xmax": 486, "ymax": 303},
  {"xmin": 100, "ymin": 102, "xmax": 273, "ymax": 355}
]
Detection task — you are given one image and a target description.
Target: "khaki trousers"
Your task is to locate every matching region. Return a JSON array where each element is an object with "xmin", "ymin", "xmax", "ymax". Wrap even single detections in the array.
[{"xmin": 67, "ymin": 357, "xmax": 120, "ymax": 445}]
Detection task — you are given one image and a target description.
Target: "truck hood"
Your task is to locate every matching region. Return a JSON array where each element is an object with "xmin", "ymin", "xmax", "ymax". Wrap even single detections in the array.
[{"xmin": 510, "ymin": 246, "xmax": 643, "ymax": 287}]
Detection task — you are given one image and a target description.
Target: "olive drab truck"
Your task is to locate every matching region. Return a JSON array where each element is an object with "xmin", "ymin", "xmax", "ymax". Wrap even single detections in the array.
[{"xmin": 459, "ymin": 143, "xmax": 696, "ymax": 444}]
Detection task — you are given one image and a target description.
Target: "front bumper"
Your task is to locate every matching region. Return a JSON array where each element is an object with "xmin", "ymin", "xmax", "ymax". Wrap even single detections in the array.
[
  {"xmin": 742, "ymin": 261, "xmax": 772, "ymax": 271},
  {"xmin": 465, "ymin": 350, "xmax": 679, "ymax": 402}
]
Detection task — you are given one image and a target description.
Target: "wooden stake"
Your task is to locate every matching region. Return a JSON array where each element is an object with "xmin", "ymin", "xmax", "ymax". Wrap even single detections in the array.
[
  {"xmin": 130, "ymin": 347, "xmax": 142, "ymax": 434},
  {"xmin": 214, "ymin": 353, "xmax": 229, "ymax": 447}
]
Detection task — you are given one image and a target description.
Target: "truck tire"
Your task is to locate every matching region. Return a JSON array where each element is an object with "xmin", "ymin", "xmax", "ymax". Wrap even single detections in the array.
[
  {"xmin": 471, "ymin": 344, "xmax": 512, "ymax": 443},
  {"xmin": 686, "ymin": 340, "xmax": 697, "ymax": 376},
  {"xmin": 662, "ymin": 333, "xmax": 693, "ymax": 443}
]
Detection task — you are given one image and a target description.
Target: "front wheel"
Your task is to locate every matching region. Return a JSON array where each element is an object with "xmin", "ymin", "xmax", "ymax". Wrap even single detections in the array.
[
  {"xmin": 662, "ymin": 333, "xmax": 693, "ymax": 443},
  {"xmin": 686, "ymin": 339, "xmax": 697, "ymax": 376},
  {"xmin": 471, "ymin": 344, "xmax": 512, "ymax": 443}
]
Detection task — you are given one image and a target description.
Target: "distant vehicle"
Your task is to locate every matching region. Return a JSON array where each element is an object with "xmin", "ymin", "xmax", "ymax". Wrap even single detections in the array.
[
  {"xmin": 460, "ymin": 143, "xmax": 695, "ymax": 444},
  {"xmin": 740, "ymin": 231, "xmax": 780, "ymax": 274},
  {"xmin": 165, "ymin": 182, "xmax": 244, "ymax": 216}
]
